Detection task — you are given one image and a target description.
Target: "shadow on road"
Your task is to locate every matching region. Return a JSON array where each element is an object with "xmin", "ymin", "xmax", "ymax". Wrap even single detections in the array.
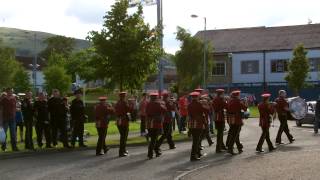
[{"xmin": 108, "ymin": 157, "xmax": 149, "ymax": 171}]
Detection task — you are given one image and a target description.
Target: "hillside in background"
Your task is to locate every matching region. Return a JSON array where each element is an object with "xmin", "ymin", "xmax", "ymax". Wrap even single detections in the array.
[{"xmin": 0, "ymin": 27, "xmax": 90, "ymax": 57}]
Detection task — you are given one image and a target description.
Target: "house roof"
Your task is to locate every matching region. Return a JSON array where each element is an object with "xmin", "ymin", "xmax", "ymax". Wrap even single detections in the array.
[
  {"xmin": 16, "ymin": 56, "xmax": 47, "ymax": 71},
  {"xmin": 195, "ymin": 24, "xmax": 320, "ymax": 53}
]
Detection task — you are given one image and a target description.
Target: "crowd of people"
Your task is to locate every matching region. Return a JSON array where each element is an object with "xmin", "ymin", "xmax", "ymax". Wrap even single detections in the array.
[
  {"xmin": 0, "ymin": 88, "xmax": 87, "ymax": 151},
  {"xmin": 0, "ymin": 86, "xmax": 296, "ymax": 162}
]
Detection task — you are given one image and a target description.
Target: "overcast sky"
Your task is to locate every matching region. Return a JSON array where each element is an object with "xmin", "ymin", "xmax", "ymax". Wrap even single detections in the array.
[{"xmin": 0, "ymin": 0, "xmax": 320, "ymax": 54}]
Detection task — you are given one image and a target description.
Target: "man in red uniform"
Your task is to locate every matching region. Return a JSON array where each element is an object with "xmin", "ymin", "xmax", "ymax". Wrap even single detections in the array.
[
  {"xmin": 212, "ymin": 89, "xmax": 227, "ymax": 153},
  {"xmin": 178, "ymin": 94, "xmax": 188, "ymax": 133},
  {"xmin": 275, "ymin": 90, "xmax": 295, "ymax": 144},
  {"xmin": 199, "ymin": 95, "xmax": 214, "ymax": 147},
  {"xmin": 95, "ymin": 97, "xmax": 114, "ymax": 156},
  {"xmin": 188, "ymin": 91, "xmax": 210, "ymax": 161},
  {"xmin": 114, "ymin": 92, "xmax": 131, "ymax": 157},
  {"xmin": 139, "ymin": 93, "xmax": 149, "ymax": 136},
  {"xmin": 157, "ymin": 92, "xmax": 176, "ymax": 150},
  {"xmin": 146, "ymin": 92, "xmax": 167, "ymax": 159},
  {"xmin": 256, "ymin": 93, "xmax": 276, "ymax": 152},
  {"xmin": 226, "ymin": 90, "xmax": 247, "ymax": 155}
]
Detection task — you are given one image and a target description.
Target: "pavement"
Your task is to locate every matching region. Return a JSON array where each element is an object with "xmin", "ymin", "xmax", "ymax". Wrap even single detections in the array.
[{"xmin": 0, "ymin": 118, "xmax": 319, "ymax": 180}]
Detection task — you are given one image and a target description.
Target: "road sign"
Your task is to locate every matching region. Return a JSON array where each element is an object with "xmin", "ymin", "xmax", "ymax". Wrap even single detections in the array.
[{"xmin": 129, "ymin": 0, "xmax": 157, "ymax": 7}]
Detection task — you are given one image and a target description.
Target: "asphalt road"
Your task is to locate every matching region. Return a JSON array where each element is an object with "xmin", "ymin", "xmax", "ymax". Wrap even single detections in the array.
[{"xmin": 0, "ymin": 118, "xmax": 319, "ymax": 180}]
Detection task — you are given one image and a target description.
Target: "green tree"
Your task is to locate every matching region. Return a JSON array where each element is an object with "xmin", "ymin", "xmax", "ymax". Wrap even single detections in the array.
[
  {"xmin": 13, "ymin": 65, "xmax": 32, "ymax": 93},
  {"xmin": 285, "ymin": 44, "xmax": 310, "ymax": 95},
  {"xmin": 88, "ymin": 0, "xmax": 161, "ymax": 91},
  {"xmin": 43, "ymin": 65, "xmax": 71, "ymax": 95},
  {"xmin": 0, "ymin": 46, "xmax": 20, "ymax": 89},
  {"xmin": 174, "ymin": 26, "xmax": 213, "ymax": 92},
  {"xmin": 43, "ymin": 52, "xmax": 72, "ymax": 95},
  {"xmin": 40, "ymin": 35, "xmax": 75, "ymax": 60}
]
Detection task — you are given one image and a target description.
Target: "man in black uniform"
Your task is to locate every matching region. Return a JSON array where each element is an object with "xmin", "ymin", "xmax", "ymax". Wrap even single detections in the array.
[
  {"xmin": 70, "ymin": 89, "xmax": 87, "ymax": 148},
  {"xmin": 48, "ymin": 89, "xmax": 70, "ymax": 148},
  {"xmin": 34, "ymin": 92, "xmax": 51, "ymax": 148},
  {"xmin": 21, "ymin": 91, "xmax": 34, "ymax": 150}
]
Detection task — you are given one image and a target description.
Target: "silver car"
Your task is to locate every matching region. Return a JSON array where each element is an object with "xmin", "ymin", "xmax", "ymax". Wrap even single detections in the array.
[{"xmin": 296, "ymin": 101, "xmax": 316, "ymax": 127}]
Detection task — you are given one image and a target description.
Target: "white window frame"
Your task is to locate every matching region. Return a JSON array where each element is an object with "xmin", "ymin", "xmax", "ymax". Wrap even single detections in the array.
[{"xmin": 212, "ymin": 61, "xmax": 226, "ymax": 77}]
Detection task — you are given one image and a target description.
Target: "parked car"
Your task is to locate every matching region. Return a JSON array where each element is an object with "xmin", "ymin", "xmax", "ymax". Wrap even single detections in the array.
[{"xmin": 296, "ymin": 101, "xmax": 316, "ymax": 127}]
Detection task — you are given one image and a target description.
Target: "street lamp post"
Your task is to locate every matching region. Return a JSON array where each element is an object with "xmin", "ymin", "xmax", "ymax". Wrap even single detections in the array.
[{"xmin": 191, "ymin": 14, "xmax": 207, "ymax": 89}]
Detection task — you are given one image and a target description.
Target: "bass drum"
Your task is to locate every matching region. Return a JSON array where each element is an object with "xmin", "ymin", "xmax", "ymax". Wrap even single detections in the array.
[{"xmin": 287, "ymin": 97, "xmax": 307, "ymax": 120}]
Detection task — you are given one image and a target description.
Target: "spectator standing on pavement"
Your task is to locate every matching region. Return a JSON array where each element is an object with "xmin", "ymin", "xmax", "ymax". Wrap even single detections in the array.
[
  {"xmin": 15, "ymin": 100, "xmax": 24, "ymax": 143},
  {"xmin": 1, "ymin": 88, "xmax": 19, "ymax": 151},
  {"xmin": 34, "ymin": 92, "xmax": 52, "ymax": 148},
  {"xmin": 314, "ymin": 96, "xmax": 320, "ymax": 134},
  {"xmin": 48, "ymin": 89, "xmax": 70, "ymax": 148},
  {"xmin": 139, "ymin": 93, "xmax": 149, "ymax": 136},
  {"xmin": 70, "ymin": 89, "xmax": 87, "ymax": 148},
  {"xmin": 21, "ymin": 91, "xmax": 35, "ymax": 150}
]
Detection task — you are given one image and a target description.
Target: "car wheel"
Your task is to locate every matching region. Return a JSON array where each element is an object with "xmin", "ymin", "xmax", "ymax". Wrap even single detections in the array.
[{"xmin": 296, "ymin": 120, "xmax": 302, "ymax": 127}]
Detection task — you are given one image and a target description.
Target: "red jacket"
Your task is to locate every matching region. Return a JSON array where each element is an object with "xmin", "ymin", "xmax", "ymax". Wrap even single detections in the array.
[
  {"xmin": 227, "ymin": 98, "xmax": 247, "ymax": 125},
  {"xmin": 212, "ymin": 97, "xmax": 227, "ymax": 123},
  {"xmin": 178, "ymin": 96, "xmax": 188, "ymax": 116},
  {"xmin": 115, "ymin": 100, "xmax": 131, "ymax": 126},
  {"xmin": 258, "ymin": 102, "xmax": 274, "ymax": 128},
  {"xmin": 146, "ymin": 100, "xmax": 167, "ymax": 129},
  {"xmin": 187, "ymin": 100, "xmax": 209, "ymax": 129},
  {"xmin": 139, "ymin": 99, "xmax": 148, "ymax": 117},
  {"xmin": 1, "ymin": 96, "xmax": 16, "ymax": 120},
  {"xmin": 275, "ymin": 97, "xmax": 289, "ymax": 115},
  {"xmin": 95, "ymin": 103, "xmax": 114, "ymax": 128},
  {"xmin": 164, "ymin": 100, "xmax": 175, "ymax": 123}
]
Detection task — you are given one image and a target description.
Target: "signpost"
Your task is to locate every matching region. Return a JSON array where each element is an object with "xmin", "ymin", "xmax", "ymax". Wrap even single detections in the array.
[{"xmin": 129, "ymin": 0, "xmax": 164, "ymax": 94}]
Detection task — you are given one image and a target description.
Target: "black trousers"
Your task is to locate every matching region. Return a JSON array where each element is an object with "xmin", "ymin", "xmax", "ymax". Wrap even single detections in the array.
[
  {"xmin": 215, "ymin": 122, "xmax": 226, "ymax": 151},
  {"xmin": 227, "ymin": 125, "xmax": 242, "ymax": 151},
  {"xmin": 148, "ymin": 128, "xmax": 161, "ymax": 157},
  {"xmin": 157, "ymin": 122, "xmax": 175, "ymax": 149},
  {"xmin": 35, "ymin": 121, "xmax": 51, "ymax": 147},
  {"xmin": 51, "ymin": 118, "xmax": 69, "ymax": 147},
  {"xmin": 24, "ymin": 118, "xmax": 34, "ymax": 149},
  {"xmin": 180, "ymin": 116, "xmax": 187, "ymax": 132},
  {"xmin": 96, "ymin": 127, "xmax": 108, "ymax": 154},
  {"xmin": 140, "ymin": 116, "xmax": 146, "ymax": 134},
  {"xmin": 200, "ymin": 126, "xmax": 213, "ymax": 145},
  {"xmin": 117, "ymin": 125, "xmax": 129, "ymax": 155},
  {"xmin": 190, "ymin": 128, "xmax": 202, "ymax": 158},
  {"xmin": 276, "ymin": 115, "xmax": 293, "ymax": 143},
  {"xmin": 257, "ymin": 127, "xmax": 274, "ymax": 150},
  {"xmin": 71, "ymin": 119, "xmax": 85, "ymax": 146}
]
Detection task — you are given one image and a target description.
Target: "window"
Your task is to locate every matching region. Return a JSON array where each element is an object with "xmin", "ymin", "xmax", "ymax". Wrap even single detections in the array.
[
  {"xmin": 241, "ymin": 60, "xmax": 259, "ymax": 74},
  {"xmin": 309, "ymin": 58, "xmax": 320, "ymax": 72},
  {"xmin": 271, "ymin": 59, "xmax": 289, "ymax": 73},
  {"xmin": 212, "ymin": 62, "xmax": 226, "ymax": 76}
]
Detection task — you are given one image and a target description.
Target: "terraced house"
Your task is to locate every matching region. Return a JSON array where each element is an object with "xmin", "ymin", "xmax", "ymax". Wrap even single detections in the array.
[{"xmin": 196, "ymin": 23, "xmax": 320, "ymax": 100}]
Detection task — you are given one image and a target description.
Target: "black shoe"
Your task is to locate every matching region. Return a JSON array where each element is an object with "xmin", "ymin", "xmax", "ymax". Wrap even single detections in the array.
[
  {"xmin": 269, "ymin": 147, "xmax": 277, "ymax": 152},
  {"xmin": 119, "ymin": 153, "xmax": 128, "ymax": 157},
  {"xmin": 96, "ymin": 152, "xmax": 104, "ymax": 156},
  {"xmin": 148, "ymin": 155, "xmax": 153, "ymax": 159},
  {"xmin": 227, "ymin": 149, "xmax": 235, "ymax": 155},
  {"xmin": 208, "ymin": 141, "xmax": 214, "ymax": 147},
  {"xmin": 46, "ymin": 145, "xmax": 53, "ymax": 148},
  {"xmin": 289, "ymin": 138, "xmax": 295, "ymax": 143},
  {"xmin": 64, "ymin": 145, "xmax": 72, "ymax": 149},
  {"xmin": 238, "ymin": 149, "xmax": 243, "ymax": 154},
  {"xmin": 221, "ymin": 146, "xmax": 227, "ymax": 150},
  {"xmin": 276, "ymin": 141, "xmax": 284, "ymax": 145},
  {"xmin": 216, "ymin": 149, "xmax": 223, "ymax": 153},
  {"xmin": 170, "ymin": 145, "xmax": 176, "ymax": 149},
  {"xmin": 156, "ymin": 151, "xmax": 162, "ymax": 157},
  {"xmin": 190, "ymin": 157, "xmax": 201, "ymax": 161},
  {"xmin": 256, "ymin": 148, "xmax": 264, "ymax": 153},
  {"xmin": 12, "ymin": 147, "xmax": 19, "ymax": 152}
]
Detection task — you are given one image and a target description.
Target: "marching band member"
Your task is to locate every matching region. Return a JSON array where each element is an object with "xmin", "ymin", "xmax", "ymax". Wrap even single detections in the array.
[{"xmin": 256, "ymin": 93, "xmax": 276, "ymax": 152}]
